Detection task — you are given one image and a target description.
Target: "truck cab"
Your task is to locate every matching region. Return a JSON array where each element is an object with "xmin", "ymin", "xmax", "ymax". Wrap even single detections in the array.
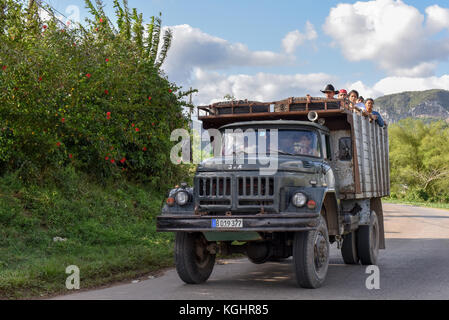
[{"xmin": 157, "ymin": 97, "xmax": 389, "ymax": 288}]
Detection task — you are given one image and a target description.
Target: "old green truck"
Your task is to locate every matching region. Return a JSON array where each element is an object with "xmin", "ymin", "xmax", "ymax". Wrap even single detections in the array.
[{"xmin": 157, "ymin": 97, "xmax": 390, "ymax": 288}]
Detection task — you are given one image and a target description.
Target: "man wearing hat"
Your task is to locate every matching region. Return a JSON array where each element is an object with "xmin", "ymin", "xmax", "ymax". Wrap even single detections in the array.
[
  {"xmin": 337, "ymin": 89, "xmax": 347, "ymax": 99},
  {"xmin": 321, "ymin": 84, "xmax": 339, "ymax": 99}
]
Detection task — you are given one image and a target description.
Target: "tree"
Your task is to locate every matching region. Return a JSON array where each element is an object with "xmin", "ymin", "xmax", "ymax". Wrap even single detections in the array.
[
  {"xmin": 389, "ymin": 119, "xmax": 449, "ymax": 201},
  {"xmin": 0, "ymin": 0, "xmax": 195, "ymax": 189}
]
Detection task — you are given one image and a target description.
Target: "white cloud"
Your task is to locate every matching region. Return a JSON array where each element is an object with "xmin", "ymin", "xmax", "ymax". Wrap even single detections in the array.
[
  {"xmin": 346, "ymin": 75, "xmax": 449, "ymax": 99},
  {"xmin": 345, "ymin": 80, "xmax": 383, "ymax": 99},
  {"xmin": 323, "ymin": 0, "xmax": 449, "ymax": 77},
  {"xmin": 373, "ymin": 75, "xmax": 449, "ymax": 96},
  {"xmin": 390, "ymin": 62, "xmax": 438, "ymax": 78},
  {"xmin": 162, "ymin": 24, "xmax": 294, "ymax": 82},
  {"xmin": 190, "ymin": 68, "xmax": 337, "ymax": 105},
  {"xmin": 426, "ymin": 5, "xmax": 449, "ymax": 33},
  {"xmin": 282, "ymin": 21, "xmax": 317, "ymax": 54}
]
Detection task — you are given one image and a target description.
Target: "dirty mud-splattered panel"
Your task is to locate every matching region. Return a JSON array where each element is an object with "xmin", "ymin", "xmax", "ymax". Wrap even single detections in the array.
[{"xmin": 330, "ymin": 129, "xmax": 355, "ymax": 194}]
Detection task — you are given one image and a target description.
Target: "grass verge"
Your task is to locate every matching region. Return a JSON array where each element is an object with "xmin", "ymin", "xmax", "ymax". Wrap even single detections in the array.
[
  {"xmin": 384, "ymin": 198, "xmax": 449, "ymax": 211},
  {"xmin": 0, "ymin": 167, "xmax": 174, "ymax": 299}
]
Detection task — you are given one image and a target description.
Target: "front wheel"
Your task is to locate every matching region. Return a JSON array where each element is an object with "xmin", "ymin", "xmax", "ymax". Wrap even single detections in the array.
[
  {"xmin": 292, "ymin": 214, "xmax": 330, "ymax": 289},
  {"xmin": 175, "ymin": 232, "xmax": 216, "ymax": 284}
]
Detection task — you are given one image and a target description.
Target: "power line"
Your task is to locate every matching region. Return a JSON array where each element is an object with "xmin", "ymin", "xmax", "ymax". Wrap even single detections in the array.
[{"xmin": 31, "ymin": 0, "xmax": 70, "ymax": 28}]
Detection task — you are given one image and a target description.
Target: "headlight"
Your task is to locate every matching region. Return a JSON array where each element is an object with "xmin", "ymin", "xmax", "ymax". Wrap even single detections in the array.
[
  {"xmin": 175, "ymin": 191, "xmax": 189, "ymax": 206},
  {"xmin": 292, "ymin": 192, "xmax": 307, "ymax": 207}
]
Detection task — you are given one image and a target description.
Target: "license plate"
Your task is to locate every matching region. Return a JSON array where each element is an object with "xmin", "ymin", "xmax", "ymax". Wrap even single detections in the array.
[{"xmin": 212, "ymin": 218, "xmax": 243, "ymax": 229}]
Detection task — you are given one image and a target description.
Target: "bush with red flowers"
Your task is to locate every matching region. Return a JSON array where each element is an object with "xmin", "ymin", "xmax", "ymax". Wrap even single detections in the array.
[{"xmin": 0, "ymin": 0, "xmax": 195, "ymax": 189}]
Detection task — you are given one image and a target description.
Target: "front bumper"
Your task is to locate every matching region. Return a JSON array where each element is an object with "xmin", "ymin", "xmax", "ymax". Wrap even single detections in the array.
[{"xmin": 156, "ymin": 213, "xmax": 320, "ymax": 232}]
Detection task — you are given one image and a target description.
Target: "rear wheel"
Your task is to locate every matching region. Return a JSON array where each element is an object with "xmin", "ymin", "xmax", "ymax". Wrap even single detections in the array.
[
  {"xmin": 175, "ymin": 232, "xmax": 216, "ymax": 284},
  {"xmin": 357, "ymin": 211, "xmax": 380, "ymax": 265},
  {"xmin": 341, "ymin": 231, "xmax": 359, "ymax": 264},
  {"xmin": 292, "ymin": 214, "xmax": 329, "ymax": 289}
]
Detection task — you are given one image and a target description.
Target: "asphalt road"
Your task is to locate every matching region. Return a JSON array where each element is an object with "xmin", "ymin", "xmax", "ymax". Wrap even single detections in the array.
[{"xmin": 54, "ymin": 203, "xmax": 449, "ymax": 300}]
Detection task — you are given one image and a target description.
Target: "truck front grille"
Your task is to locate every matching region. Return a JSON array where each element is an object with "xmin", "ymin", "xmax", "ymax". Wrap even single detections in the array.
[
  {"xmin": 195, "ymin": 175, "xmax": 277, "ymax": 213},
  {"xmin": 238, "ymin": 177, "xmax": 274, "ymax": 197},
  {"xmin": 198, "ymin": 177, "xmax": 231, "ymax": 197}
]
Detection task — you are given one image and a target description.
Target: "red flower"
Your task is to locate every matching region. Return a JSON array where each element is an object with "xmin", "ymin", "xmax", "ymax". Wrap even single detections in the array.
[
  {"xmin": 106, "ymin": 112, "xmax": 111, "ymax": 120},
  {"xmin": 148, "ymin": 96, "xmax": 152, "ymax": 100},
  {"xmin": 105, "ymin": 156, "xmax": 109, "ymax": 161},
  {"xmin": 38, "ymin": 77, "xmax": 42, "ymax": 82},
  {"xmin": 135, "ymin": 128, "xmax": 140, "ymax": 132},
  {"xmin": 1, "ymin": 65, "xmax": 6, "ymax": 71},
  {"xmin": 110, "ymin": 159, "xmax": 115, "ymax": 164},
  {"xmin": 142, "ymin": 147, "xmax": 147, "ymax": 151},
  {"xmin": 99, "ymin": 18, "xmax": 104, "ymax": 23},
  {"xmin": 43, "ymin": 25, "xmax": 47, "ymax": 30},
  {"xmin": 61, "ymin": 118, "xmax": 65, "ymax": 123},
  {"xmin": 169, "ymin": 89, "xmax": 172, "ymax": 93},
  {"xmin": 95, "ymin": 28, "xmax": 99, "ymax": 32},
  {"xmin": 86, "ymin": 73, "xmax": 91, "ymax": 78},
  {"xmin": 104, "ymin": 89, "xmax": 109, "ymax": 95},
  {"xmin": 69, "ymin": 154, "xmax": 73, "ymax": 159},
  {"xmin": 105, "ymin": 58, "xmax": 109, "ymax": 62},
  {"xmin": 120, "ymin": 157, "xmax": 126, "ymax": 164},
  {"xmin": 152, "ymin": 122, "xmax": 155, "ymax": 126},
  {"xmin": 56, "ymin": 142, "xmax": 61, "ymax": 147},
  {"xmin": 131, "ymin": 123, "xmax": 135, "ymax": 127}
]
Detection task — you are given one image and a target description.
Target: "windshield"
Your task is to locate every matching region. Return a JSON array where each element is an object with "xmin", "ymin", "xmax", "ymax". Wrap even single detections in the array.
[{"xmin": 221, "ymin": 128, "xmax": 321, "ymax": 157}]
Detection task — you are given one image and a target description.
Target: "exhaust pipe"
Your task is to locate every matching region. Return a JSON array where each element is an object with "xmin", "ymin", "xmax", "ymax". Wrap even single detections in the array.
[{"xmin": 308, "ymin": 111, "xmax": 319, "ymax": 122}]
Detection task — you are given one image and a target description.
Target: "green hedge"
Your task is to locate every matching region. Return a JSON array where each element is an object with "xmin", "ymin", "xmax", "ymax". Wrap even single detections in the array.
[{"xmin": 0, "ymin": 0, "xmax": 193, "ymax": 189}]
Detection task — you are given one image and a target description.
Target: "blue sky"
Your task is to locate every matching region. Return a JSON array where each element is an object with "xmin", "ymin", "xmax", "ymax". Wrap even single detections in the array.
[{"xmin": 41, "ymin": 0, "xmax": 449, "ymax": 103}]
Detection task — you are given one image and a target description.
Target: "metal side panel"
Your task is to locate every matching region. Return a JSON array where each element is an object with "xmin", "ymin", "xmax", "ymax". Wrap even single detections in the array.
[
  {"xmin": 373, "ymin": 123, "xmax": 381, "ymax": 197},
  {"xmin": 330, "ymin": 129, "xmax": 355, "ymax": 193},
  {"xmin": 379, "ymin": 125, "xmax": 386, "ymax": 196},
  {"xmin": 377, "ymin": 123, "xmax": 383, "ymax": 196},
  {"xmin": 384, "ymin": 129, "xmax": 390, "ymax": 195},
  {"xmin": 353, "ymin": 113, "xmax": 364, "ymax": 195},
  {"xmin": 369, "ymin": 119, "xmax": 377, "ymax": 196},
  {"xmin": 361, "ymin": 117, "xmax": 371, "ymax": 196}
]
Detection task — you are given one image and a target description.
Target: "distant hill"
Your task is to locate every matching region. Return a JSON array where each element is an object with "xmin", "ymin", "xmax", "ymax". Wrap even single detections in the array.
[{"xmin": 374, "ymin": 89, "xmax": 449, "ymax": 123}]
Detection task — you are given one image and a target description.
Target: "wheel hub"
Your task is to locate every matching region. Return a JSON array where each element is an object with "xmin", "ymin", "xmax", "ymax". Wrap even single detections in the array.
[
  {"xmin": 195, "ymin": 237, "xmax": 211, "ymax": 267},
  {"xmin": 314, "ymin": 232, "xmax": 328, "ymax": 270}
]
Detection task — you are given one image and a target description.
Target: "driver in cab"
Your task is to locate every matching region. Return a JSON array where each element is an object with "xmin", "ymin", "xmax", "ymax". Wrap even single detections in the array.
[{"xmin": 280, "ymin": 133, "xmax": 319, "ymax": 157}]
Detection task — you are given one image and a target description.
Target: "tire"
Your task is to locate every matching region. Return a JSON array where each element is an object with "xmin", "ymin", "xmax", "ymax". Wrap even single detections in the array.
[
  {"xmin": 174, "ymin": 232, "xmax": 216, "ymax": 284},
  {"xmin": 341, "ymin": 231, "xmax": 359, "ymax": 264},
  {"xmin": 292, "ymin": 214, "xmax": 330, "ymax": 289},
  {"xmin": 357, "ymin": 211, "xmax": 380, "ymax": 265}
]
